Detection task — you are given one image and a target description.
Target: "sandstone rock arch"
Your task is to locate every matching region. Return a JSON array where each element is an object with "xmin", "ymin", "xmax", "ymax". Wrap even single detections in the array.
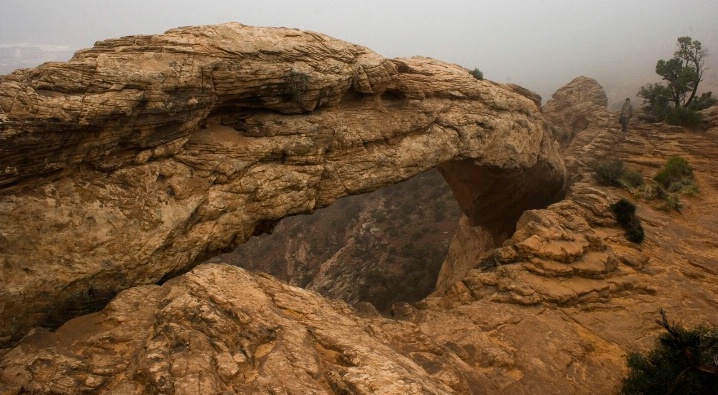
[{"xmin": 0, "ymin": 23, "xmax": 565, "ymax": 345}]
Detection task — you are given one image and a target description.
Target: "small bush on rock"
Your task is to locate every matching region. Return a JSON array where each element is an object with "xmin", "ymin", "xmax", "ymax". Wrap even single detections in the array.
[
  {"xmin": 592, "ymin": 160, "xmax": 644, "ymax": 189},
  {"xmin": 469, "ymin": 68, "xmax": 484, "ymax": 80},
  {"xmin": 284, "ymin": 70, "xmax": 309, "ymax": 102},
  {"xmin": 593, "ymin": 160, "xmax": 625, "ymax": 186},
  {"xmin": 650, "ymin": 156, "xmax": 698, "ymax": 212},
  {"xmin": 611, "ymin": 198, "xmax": 644, "ymax": 243},
  {"xmin": 620, "ymin": 309, "xmax": 718, "ymax": 395},
  {"xmin": 665, "ymin": 106, "xmax": 703, "ymax": 129},
  {"xmin": 655, "ymin": 156, "xmax": 693, "ymax": 189},
  {"xmin": 622, "ymin": 169, "xmax": 645, "ymax": 188}
]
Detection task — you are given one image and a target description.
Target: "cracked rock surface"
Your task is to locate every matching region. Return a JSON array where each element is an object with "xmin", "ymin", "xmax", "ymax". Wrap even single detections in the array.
[
  {"xmin": 0, "ymin": 23, "xmax": 565, "ymax": 343},
  {"xmin": 2, "ymin": 27, "xmax": 718, "ymax": 394}
]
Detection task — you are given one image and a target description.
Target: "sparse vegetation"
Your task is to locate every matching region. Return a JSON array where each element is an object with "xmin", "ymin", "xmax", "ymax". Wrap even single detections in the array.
[
  {"xmin": 651, "ymin": 156, "xmax": 697, "ymax": 212},
  {"xmin": 688, "ymin": 91, "xmax": 718, "ymax": 111},
  {"xmin": 284, "ymin": 70, "xmax": 309, "ymax": 102},
  {"xmin": 620, "ymin": 309, "xmax": 718, "ymax": 395},
  {"xmin": 222, "ymin": 169, "xmax": 461, "ymax": 314},
  {"xmin": 592, "ymin": 160, "xmax": 644, "ymax": 188},
  {"xmin": 595, "ymin": 157, "xmax": 698, "ymax": 214},
  {"xmin": 622, "ymin": 169, "xmax": 645, "ymax": 189},
  {"xmin": 593, "ymin": 160, "xmax": 625, "ymax": 186},
  {"xmin": 638, "ymin": 36, "xmax": 714, "ymax": 125},
  {"xmin": 665, "ymin": 106, "xmax": 703, "ymax": 129},
  {"xmin": 655, "ymin": 156, "xmax": 694, "ymax": 189},
  {"xmin": 611, "ymin": 198, "xmax": 644, "ymax": 243},
  {"xmin": 638, "ymin": 36, "xmax": 711, "ymax": 119},
  {"xmin": 469, "ymin": 68, "xmax": 484, "ymax": 80},
  {"xmin": 359, "ymin": 243, "xmax": 444, "ymax": 311}
]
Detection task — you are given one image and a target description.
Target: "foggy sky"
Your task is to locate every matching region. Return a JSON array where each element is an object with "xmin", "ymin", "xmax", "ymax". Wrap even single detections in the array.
[{"xmin": 2, "ymin": 0, "xmax": 717, "ymax": 106}]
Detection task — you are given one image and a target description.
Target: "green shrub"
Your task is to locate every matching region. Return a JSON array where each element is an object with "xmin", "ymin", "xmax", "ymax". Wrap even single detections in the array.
[
  {"xmin": 654, "ymin": 156, "xmax": 693, "ymax": 189},
  {"xmin": 469, "ymin": 68, "xmax": 484, "ymax": 80},
  {"xmin": 665, "ymin": 106, "xmax": 703, "ymax": 129},
  {"xmin": 660, "ymin": 193, "xmax": 682, "ymax": 212},
  {"xmin": 284, "ymin": 70, "xmax": 309, "ymax": 102},
  {"xmin": 620, "ymin": 310, "xmax": 718, "ymax": 395},
  {"xmin": 635, "ymin": 184, "xmax": 659, "ymax": 200},
  {"xmin": 610, "ymin": 198, "xmax": 644, "ymax": 243},
  {"xmin": 593, "ymin": 160, "xmax": 625, "ymax": 186},
  {"xmin": 687, "ymin": 91, "xmax": 717, "ymax": 111},
  {"xmin": 621, "ymin": 169, "xmax": 645, "ymax": 188},
  {"xmin": 593, "ymin": 160, "xmax": 644, "ymax": 189}
]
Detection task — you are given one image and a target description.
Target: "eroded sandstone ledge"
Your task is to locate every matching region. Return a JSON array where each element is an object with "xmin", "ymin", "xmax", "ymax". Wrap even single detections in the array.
[
  {"xmin": 0, "ymin": 23, "xmax": 565, "ymax": 345},
  {"xmin": 3, "ymin": 57, "xmax": 718, "ymax": 394}
]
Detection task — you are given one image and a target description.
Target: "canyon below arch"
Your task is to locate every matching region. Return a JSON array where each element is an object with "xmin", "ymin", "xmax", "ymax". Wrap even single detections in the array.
[{"xmin": 2, "ymin": 23, "xmax": 718, "ymax": 394}]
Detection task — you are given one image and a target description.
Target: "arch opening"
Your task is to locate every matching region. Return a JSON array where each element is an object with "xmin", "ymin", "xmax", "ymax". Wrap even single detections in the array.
[
  {"xmin": 210, "ymin": 169, "xmax": 462, "ymax": 313},
  {"xmin": 209, "ymin": 159, "xmax": 566, "ymax": 313}
]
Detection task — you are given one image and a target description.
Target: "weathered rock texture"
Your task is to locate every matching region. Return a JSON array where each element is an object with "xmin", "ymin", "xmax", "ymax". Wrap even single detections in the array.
[
  {"xmin": 0, "ymin": 24, "xmax": 565, "ymax": 345},
  {"xmin": 427, "ymin": 77, "xmax": 718, "ymax": 392},
  {"xmin": 3, "ymin": 72, "xmax": 718, "ymax": 394},
  {"xmin": 0, "ymin": 264, "xmax": 461, "ymax": 394},
  {"xmin": 542, "ymin": 76, "xmax": 609, "ymax": 151}
]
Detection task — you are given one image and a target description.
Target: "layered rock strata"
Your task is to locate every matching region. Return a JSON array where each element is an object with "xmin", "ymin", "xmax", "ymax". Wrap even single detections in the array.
[
  {"xmin": 0, "ymin": 23, "xmax": 565, "ymax": 344},
  {"xmin": 3, "ymin": 76, "xmax": 718, "ymax": 393}
]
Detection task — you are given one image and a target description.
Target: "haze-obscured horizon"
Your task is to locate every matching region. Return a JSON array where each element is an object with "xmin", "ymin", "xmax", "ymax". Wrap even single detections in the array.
[{"xmin": 2, "ymin": 0, "xmax": 717, "ymax": 108}]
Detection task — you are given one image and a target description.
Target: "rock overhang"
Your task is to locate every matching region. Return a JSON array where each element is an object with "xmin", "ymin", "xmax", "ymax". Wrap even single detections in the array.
[{"xmin": 0, "ymin": 22, "xmax": 566, "ymax": 345}]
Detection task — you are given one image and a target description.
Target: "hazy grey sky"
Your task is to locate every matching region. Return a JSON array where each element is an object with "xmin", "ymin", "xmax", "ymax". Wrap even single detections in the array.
[{"xmin": 2, "ymin": 0, "xmax": 717, "ymax": 106}]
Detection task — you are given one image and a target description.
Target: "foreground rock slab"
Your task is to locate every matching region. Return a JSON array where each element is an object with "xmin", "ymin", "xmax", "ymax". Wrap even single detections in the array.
[{"xmin": 0, "ymin": 264, "xmax": 459, "ymax": 394}]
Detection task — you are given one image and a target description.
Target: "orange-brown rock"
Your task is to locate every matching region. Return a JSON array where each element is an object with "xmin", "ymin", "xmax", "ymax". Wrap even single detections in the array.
[
  {"xmin": 1, "ymin": 264, "xmax": 463, "ymax": 394},
  {"xmin": 427, "ymin": 77, "xmax": 718, "ymax": 392},
  {"xmin": 542, "ymin": 76, "xmax": 610, "ymax": 151},
  {"xmin": 0, "ymin": 24, "xmax": 565, "ymax": 345},
  {"xmin": 2, "ymin": 71, "xmax": 718, "ymax": 394}
]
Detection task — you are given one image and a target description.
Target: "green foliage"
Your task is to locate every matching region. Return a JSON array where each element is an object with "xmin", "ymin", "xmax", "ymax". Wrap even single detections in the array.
[
  {"xmin": 632, "ymin": 157, "xmax": 697, "ymax": 213},
  {"xmin": 593, "ymin": 160, "xmax": 625, "ymax": 186},
  {"xmin": 620, "ymin": 310, "xmax": 718, "ymax": 395},
  {"xmin": 284, "ymin": 70, "xmax": 309, "ymax": 102},
  {"xmin": 610, "ymin": 198, "xmax": 645, "ymax": 243},
  {"xmin": 654, "ymin": 156, "xmax": 693, "ymax": 189},
  {"xmin": 660, "ymin": 193, "xmax": 683, "ymax": 212},
  {"xmin": 688, "ymin": 91, "xmax": 717, "ymax": 111},
  {"xmin": 592, "ymin": 160, "xmax": 644, "ymax": 189},
  {"xmin": 622, "ymin": 170, "xmax": 645, "ymax": 188},
  {"xmin": 638, "ymin": 36, "xmax": 708, "ymax": 113},
  {"xmin": 469, "ymin": 68, "xmax": 484, "ymax": 80},
  {"xmin": 665, "ymin": 106, "xmax": 703, "ymax": 129},
  {"xmin": 638, "ymin": 83, "xmax": 672, "ymax": 119}
]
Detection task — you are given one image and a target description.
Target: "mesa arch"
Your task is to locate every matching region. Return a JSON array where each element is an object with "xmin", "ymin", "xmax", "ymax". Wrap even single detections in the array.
[{"xmin": 0, "ymin": 23, "xmax": 566, "ymax": 345}]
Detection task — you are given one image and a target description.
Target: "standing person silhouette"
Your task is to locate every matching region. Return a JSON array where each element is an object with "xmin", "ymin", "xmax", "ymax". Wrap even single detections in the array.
[{"xmin": 620, "ymin": 98, "xmax": 633, "ymax": 134}]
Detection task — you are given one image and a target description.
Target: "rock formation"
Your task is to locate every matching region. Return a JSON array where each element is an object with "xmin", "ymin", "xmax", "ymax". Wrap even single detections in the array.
[
  {"xmin": 542, "ymin": 76, "xmax": 610, "ymax": 151},
  {"xmin": 0, "ymin": 23, "xmax": 565, "ymax": 347},
  {"xmin": 0, "ymin": 264, "xmax": 461, "ymax": 394},
  {"xmin": 5, "ymin": 94, "xmax": 718, "ymax": 392},
  {"xmin": 3, "ymin": 23, "xmax": 717, "ymax": 394}
]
